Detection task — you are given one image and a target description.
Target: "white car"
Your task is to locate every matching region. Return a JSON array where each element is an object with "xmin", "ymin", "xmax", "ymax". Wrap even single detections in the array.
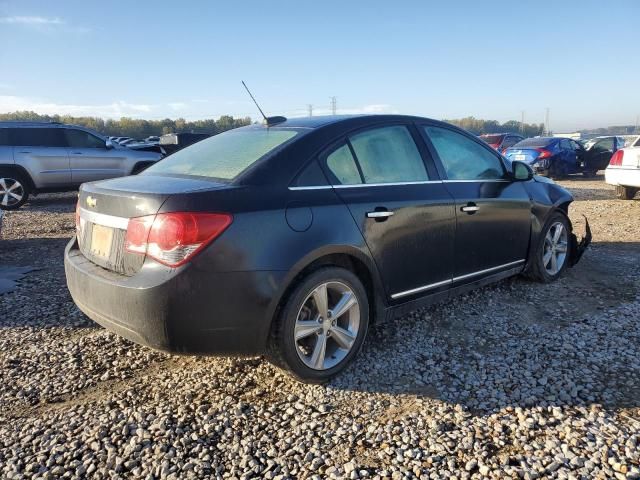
[{"xmin": 605, "ymin": 135, "xmax": 640, "ymax": 200}]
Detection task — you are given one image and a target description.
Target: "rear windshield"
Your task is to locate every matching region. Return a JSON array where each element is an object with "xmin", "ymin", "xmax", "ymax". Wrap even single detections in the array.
[
  {"xmin": 144, "ymin": 127, "xmax": 299, "ymax": 180},
  {"xmin": 514, "ymin": 137, "xmax": 554, "ymax": 148},
  {"xmin": 480, "ymin": 135, "xmax": 503, "ymax": 145}
]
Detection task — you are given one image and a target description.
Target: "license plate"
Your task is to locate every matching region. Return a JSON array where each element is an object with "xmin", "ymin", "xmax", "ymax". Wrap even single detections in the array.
[
  {"xmin": 90, "ymin": 224, "xmax": 113, "ymax": 259},
  {"xmin": 514, "ymin": 154, "xmax": 526, "ymax": 161}
]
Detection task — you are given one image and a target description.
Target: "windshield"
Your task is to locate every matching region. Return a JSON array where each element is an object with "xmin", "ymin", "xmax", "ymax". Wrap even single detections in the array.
[
  {"xmin": 513, "ymin": 137, "xmax": 554, "ymax": 148},
  {"xmin": 480, "ymin": 135, "xmax": 503, "ymax": 145},
  {"xmin": 143, "ymin": 127, "xmax": 299, "ymax": 180}
]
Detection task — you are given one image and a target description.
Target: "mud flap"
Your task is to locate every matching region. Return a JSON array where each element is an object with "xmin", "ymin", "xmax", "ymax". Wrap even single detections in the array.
[{"xmin": 568, "ymin": 216, "xmax": 591, "ymax": 267}]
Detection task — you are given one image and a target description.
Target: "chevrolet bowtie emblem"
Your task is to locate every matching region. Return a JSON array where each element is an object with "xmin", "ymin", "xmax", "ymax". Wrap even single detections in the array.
[{"xmin": 86, "ymin": 196, "xmax": 97, "ymax": 208}]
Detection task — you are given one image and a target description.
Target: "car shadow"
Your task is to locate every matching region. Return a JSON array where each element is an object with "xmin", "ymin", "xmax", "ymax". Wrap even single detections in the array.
[
  {"xmin": 21, "ymin": 192, "xmax": 78, "ymax": 213},
  {"xmin": 329, "ymin": 241, "xmax": 640, "ymax": 413}
]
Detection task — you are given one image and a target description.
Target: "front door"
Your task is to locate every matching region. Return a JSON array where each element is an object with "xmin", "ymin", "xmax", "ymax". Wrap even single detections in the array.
[
  {"xmin": 320, "ymin": 125, "xmax": 455, "ymax": 300},
  {"xmin": 11, "ymin": 127, "xmax": 70, "ymax": 187},
  {"xmin": 421, "ymin": 124, "xmax": 532, "ymax": 282}
]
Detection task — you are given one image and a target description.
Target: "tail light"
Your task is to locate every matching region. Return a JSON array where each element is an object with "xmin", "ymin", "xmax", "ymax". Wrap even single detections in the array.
[
  {"xmin": 536, "ymin": 149, "xmax": 552, "ymax": 159},
  {"xmin": 125, "ymin": 212, "xmax": 232, "ymax": 267},
  {"xmin": 609, "ymin": 150, "xmax": 624, "ymax": 166}
]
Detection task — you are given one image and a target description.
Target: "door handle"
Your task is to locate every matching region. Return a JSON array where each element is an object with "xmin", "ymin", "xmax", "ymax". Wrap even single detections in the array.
[
  {"xmin": 460, "ymin": 203, "xmax": 479, "ymax": 214},
  {"xmin": 367, "ymin": 210, "xmax": 394, "ymax": 219}
]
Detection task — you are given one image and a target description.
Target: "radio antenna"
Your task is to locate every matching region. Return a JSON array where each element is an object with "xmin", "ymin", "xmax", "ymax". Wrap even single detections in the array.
[
  {"xmin": 241, "ymin": 81, "xmax": 267, "ymax": 122},
  {"xmin": 241, "ymin": 81, "xmax": 287, "ymax": 126}
]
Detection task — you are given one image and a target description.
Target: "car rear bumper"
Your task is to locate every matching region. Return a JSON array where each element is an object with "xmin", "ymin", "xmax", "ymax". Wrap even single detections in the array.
[
  {"xmin": 64, "ymin": 238, "xmax": 287, "ymax": 355},
  {"xmin": 605, "ymin": 167, "xmax": 640, "ymax": 188}
]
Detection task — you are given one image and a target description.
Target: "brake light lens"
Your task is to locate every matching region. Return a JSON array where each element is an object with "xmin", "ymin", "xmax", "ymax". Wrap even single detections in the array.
[
  {"xmin": 536, "ymin": 148, "xmax": 552, "ymax": 159},
  {"xmin": 125, "ymin": 212, "xmax": 232, "ymax": 267},
  {"xmin": 609, "ymin": 149, "xmax": 624, "ymax": 166}
]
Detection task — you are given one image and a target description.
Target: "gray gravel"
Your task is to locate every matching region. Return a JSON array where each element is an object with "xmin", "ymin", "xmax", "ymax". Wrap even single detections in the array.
[{"xmin": 1, "ymin": 179, "xmax": 639, "ymax": 479}]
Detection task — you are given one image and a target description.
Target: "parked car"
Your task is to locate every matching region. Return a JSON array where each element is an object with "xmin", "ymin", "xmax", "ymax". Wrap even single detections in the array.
[
  {"xmin": 0, "ymin": 122, "xmax": 163, "ymax": 209},
  {"xmin": 65, "ymin": 115, "xmax": 590, "ymax": 382},
  {"xmin": 159, "ymin": 132, "xmax": 211, "ymax": 155},
  {"xmin": 479, "ymin": 133, "xmax": 525, "ymax": 153},
  {"xmin": 605, "ymin": 135, "xmax": 640, "ymax": 200},
  {"xmin": 581, "ymin": 136, "xmax": 626, "ymax": 176},
  {"xmin": 504, "ymin": 137, "xmax": 586, "ymax": 178}
]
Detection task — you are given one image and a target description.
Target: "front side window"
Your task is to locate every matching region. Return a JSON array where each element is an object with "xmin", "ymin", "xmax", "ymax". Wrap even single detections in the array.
[
  {"xmin": 325, "ymin": 144, "xmax": 362, "ymax": 185},
  {"xmin": 65, "ymin": 129, "xmax": 106, "ymax": 149},
  {"xmin": 11, "ymin": 128, "xmax": 66, "ymax": 147},
  {"xmin": 348, "ymin": 126, "xmax": 428, "ymax": 183},
  {"xmin": 144, "ymin": 127, "xmax": 299, "ymax": 180},
  {"xmin": 593, "ymin": 138, "xmax": 614, "ymax": 152},
  {"xmin": 424, "ymin": 126, "xmax": 505, "ymax": 180}
]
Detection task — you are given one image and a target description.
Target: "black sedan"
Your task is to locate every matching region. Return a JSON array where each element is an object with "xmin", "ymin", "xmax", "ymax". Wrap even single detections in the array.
[{"xmin": 65, "ymin": 115, "xmax": 590, "ymax": 382}]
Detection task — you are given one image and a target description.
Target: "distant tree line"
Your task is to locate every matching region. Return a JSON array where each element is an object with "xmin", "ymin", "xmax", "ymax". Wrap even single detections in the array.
[
  {"xmin": 443, "ymin": 116, "xmax": 545, "ymax": 137},
  {"xmin": 0, "ymin": 111, "xmax": 252, "ymax": 139},
  {"xmin": 578, "ymin": 125, "xmax": 639, "ymax": 136}
]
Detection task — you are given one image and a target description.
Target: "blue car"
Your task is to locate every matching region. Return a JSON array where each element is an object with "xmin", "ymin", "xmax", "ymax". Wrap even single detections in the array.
[{"xmin": 504, "ymin": 137, "xmax": 585, "ymax": 178}]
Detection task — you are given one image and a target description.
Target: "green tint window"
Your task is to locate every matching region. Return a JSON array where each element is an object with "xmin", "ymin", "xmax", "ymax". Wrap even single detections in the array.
[
  {"xmin": 144, "ymin": 128, "xmax": 298, "ymax": 180},
  {"xmin": 326, "ymin": 144, "xmax": 362, "ymax": 185}
]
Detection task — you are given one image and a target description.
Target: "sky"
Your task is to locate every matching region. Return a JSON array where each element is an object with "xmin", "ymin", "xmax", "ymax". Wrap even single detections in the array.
[{"xmin": 0, "ymin": 0, "xmax": 638, "ymax": 131}]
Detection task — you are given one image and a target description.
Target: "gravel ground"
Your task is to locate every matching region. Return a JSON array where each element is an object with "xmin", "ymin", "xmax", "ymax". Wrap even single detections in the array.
[{"xmin": 1, "ymin": 177, "xmax": 639, "ymax": 479}]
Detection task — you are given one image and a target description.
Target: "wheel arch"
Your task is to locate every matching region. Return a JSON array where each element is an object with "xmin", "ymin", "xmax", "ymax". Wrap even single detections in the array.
[
  {"xmin": 0, "ymin": 164, "xmax": 35, "ymax": 190},
  {"xmin": 264, "ymin": 245, "xmax": 387, "ymax": 348}
]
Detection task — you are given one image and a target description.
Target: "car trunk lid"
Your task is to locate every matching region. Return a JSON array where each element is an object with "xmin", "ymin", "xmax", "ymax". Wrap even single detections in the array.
[{"xmin": 77, "ymin": 174, "xmax": 230, "ymax": 275}]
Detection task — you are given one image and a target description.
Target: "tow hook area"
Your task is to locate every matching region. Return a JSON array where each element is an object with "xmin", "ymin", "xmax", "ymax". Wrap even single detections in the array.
[{"xmin": 569, "ymin": 216, "xmax": 592, "ymax": 267}]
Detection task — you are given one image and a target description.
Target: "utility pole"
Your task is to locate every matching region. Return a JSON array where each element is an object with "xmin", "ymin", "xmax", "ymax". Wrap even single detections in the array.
[
  {"xmin": 520, "ymin": 111, "xmax": 525, "ymax": 134},
  {"xmin": 330, "ymin": 96, "xmax": 337, "ymax": 115},
  {"xmin": 544, "ymin": 108, "xmax": 550, "ymax": 136},
  {"xmin": 307, "ymin": 104, "xmax": 313, "ymax": 117}
]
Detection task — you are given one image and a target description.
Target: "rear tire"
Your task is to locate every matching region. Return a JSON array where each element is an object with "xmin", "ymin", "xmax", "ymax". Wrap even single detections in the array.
[
  {"xmin": 0, "ymin": 170, "xmax": 30, "ymax": 210},
  {"xmin": 268, "ymin": 267, "xmax": 369, "ymax": 383},
  {"xmin": 525, "ymin": 212, "xmax": 572, "ymax": 283},
  {"xmin": 615, "ymin": 185, "xmax": 638, "ymax": 200}
]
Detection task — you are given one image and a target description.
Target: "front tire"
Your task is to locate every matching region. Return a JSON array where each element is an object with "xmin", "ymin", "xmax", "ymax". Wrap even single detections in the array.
[
  {"xmin": 0, "ymin": 171, "xmax": 30, "ymax": 210},
  {"xmin": 615, "ymin": 185, "xmax": 638, "ymax": 200},
  {"xmin": 525, "ymin": 212, "xmax": 572, "ymax": 283},
  {"xmin": 269, "ymin": 267, "xmax": 369, "ymax": 383}
]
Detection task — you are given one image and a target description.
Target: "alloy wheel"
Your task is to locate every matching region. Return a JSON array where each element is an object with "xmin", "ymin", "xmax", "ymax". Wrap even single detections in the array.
[
  {"xmin": 294, "ymin": 281, "xmax": 360, "ymax": 371},
  {"xmin": 0, "ymin": 178, "xmax": 25, "ymax": 207},
  {"xmin": 542, "ymin": 221, "xmax": 568, "ymax": 275}
]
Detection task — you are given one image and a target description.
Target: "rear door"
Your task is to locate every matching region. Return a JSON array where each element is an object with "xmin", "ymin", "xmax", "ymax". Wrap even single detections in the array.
[
  {"xmin": 321, "ymin": 124, "xmax": 456, "ymax": 301},
  {"xmin": 420, "ymin": 124, "xmax": 531, "ymax": 282},
  {"xmin": 65, "ymin": 128, "xmax": 127, "ymax": 183},
  {"xmin": 11, "ymin": 128, "xmax": 70, "ymax": 187}
]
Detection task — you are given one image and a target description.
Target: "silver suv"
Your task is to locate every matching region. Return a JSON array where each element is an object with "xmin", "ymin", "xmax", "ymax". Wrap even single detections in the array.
[{"xmin": 0, "ymin": 122, "xmax": 163, "ymax": 209}]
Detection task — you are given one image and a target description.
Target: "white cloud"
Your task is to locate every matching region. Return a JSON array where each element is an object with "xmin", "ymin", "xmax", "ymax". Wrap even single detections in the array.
[
  {"xmin": 0, "ymin": 95, "xmax": 153, "ymax": 118},
  {"xmin": 0, "ymin": 15, "xmax": 90, "ymax": 33},
  {"xmin": 0, "ymin": 15, "xmax": 63, "ymax": 25},
  {"xmin": 167, "ymin": 102, "xmax": 187, "ymax": 111}
]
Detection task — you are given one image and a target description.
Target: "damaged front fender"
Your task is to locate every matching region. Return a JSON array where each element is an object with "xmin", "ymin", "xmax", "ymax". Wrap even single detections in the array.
[{"xmin": 569, "ymin": 216, "xmax": 592, "ymax": 267}]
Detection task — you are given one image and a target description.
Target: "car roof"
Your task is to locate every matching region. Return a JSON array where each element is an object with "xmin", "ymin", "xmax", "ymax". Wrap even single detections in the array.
[{"xmin": 269, "ymin": 114, "xmax": 439, "ymax": 129}]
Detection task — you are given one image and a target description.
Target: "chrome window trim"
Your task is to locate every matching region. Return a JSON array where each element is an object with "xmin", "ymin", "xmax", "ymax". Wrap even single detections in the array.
[
  {"xmin": 79, "ymin": 207, "xmax": 129, "ymax": 230},
  {"xmin": 288, "ymin": 180, "xmax": 443, "ymax": 191},
  {"xmin": 288, "ymin": 185, "xmax": 333, "ymax": 191},
  {"xmin": 390, "ymin": 259, "xmax": 525, "ymax": 300},
  {"xmin": 442, "ymin": 179, "xmax": 510, "ymax": 183}
]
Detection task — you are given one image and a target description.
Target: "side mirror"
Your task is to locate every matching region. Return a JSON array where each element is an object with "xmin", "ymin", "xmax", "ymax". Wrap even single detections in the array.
[
  {"xmin": 511, "ymin": 160, "xmax": 534, "ymax": 181},
  {"xmin": 105, "ymin": 138, "xmax": 114, "ymax": 150}
]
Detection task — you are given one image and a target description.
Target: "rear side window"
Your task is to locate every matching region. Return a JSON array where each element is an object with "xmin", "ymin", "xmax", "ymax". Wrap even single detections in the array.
[
  {"xmin": 11, "ymin": 128, "xmax": 66, "ymax": 147},
  {"xmin": 326, "ymin": 144, "xmax": 362, "ymax": 185},
  {"xmin": 65, "ymin": 129, "xmax": 105, "ymax": 149},
  {"xmin": 144, "ymin": 127, "xmax": 299, "ymax": 180},
  {"xmin": 424, "ymin": 126, "xmax": 506, "ymax": 181},
  {"xmin": 349, "ymin": 126, "xmax": 428, "ymax": 183}
]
